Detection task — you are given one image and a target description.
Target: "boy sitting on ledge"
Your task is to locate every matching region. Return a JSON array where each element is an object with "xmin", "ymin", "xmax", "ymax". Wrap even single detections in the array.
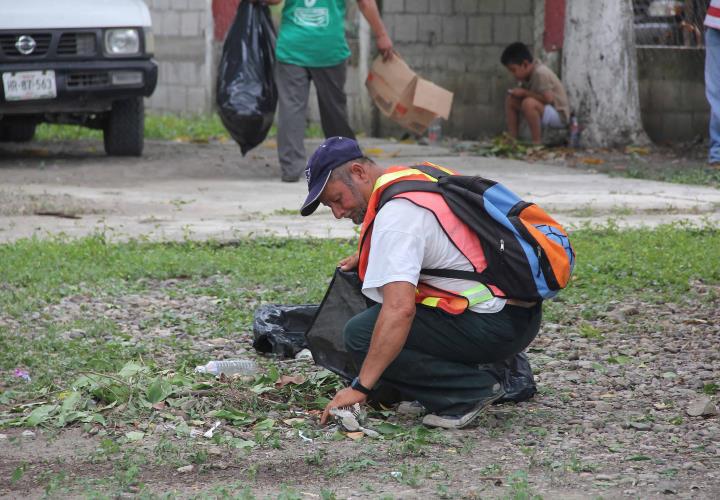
[{"xmin": 501, "ymin": 42, "xmax": 570, "ymax": 145}]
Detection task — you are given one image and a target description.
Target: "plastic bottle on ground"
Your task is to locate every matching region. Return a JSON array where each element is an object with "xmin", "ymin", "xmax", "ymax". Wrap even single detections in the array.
[
  {"xmin": 195, "ymin": 359, "xmax": 258, "ymax": 376},
  {"xmin": 569, "ymin": 114, "xmax": 581, "ymax": 148},
  {"xmin": 427, "ymin": 118, "xmax": 442, "ymax": 145}
]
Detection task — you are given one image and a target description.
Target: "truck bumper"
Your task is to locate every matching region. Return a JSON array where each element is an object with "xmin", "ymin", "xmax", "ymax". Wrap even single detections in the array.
[{"xmin": 0, "ymin": 58, "xmax": 157, "ymax": 114}]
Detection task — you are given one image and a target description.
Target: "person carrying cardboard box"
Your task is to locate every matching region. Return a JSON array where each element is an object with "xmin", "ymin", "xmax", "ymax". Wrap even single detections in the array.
[
  {"xmin": 501, "ymin": 42, "xmax": 570, "ymax": 145},
  {"xmin": 257, "ymin": 0, "xmax": 393, "ymax": 182}
]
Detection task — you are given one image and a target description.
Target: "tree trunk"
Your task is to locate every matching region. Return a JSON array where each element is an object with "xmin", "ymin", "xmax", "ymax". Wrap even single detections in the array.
[{"xmin": 562, "ymin": 0, "xmax": 651, "ymax": 147}]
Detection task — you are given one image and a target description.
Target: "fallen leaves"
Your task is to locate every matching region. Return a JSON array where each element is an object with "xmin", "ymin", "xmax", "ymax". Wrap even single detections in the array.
[
  {"xmin": 581, "ymin": 157, "xmax": 605, "ymax": 165},
  {"xmin": 274, "ymin": 374, "xmax": 306, "ymax": 388}
]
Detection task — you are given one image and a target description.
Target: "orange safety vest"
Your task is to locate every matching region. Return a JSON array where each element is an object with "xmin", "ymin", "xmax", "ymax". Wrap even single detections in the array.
[{"xmin": 358, "ymin": 164, "xmax": 504, "ymax": 315}]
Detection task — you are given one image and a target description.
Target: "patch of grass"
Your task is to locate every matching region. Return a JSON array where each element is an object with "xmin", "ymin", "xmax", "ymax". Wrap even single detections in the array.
[
  {"xmin": 34, "ymin": 113, "xmax": 326, "ymax": 143},
  {"xmin": 544, "ymin": 221, "xmax": 720, "ymax": 322},
  {"xmin": 612, "ymin": 162, "xmax": 720, "ymax": 189},
  {"xmin": 505, "ymin": 470, "xmax": 542, "ymax": 500},
  {"xmin": 702, "ymin": 383, "xmax": 718, "ymax": 395},
  {"xmin": 1, "ymin": 223, "xmax": 720, "ymax": 434}
]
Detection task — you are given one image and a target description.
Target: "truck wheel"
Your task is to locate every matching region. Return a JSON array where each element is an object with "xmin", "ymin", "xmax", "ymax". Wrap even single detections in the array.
[
  {"xmin": 103, "ymin": 97, "xmax": 144, "ymax": 156},
  {"xmin": 0, "ymin": 120, "xmax": 37, "ymax": 142}
]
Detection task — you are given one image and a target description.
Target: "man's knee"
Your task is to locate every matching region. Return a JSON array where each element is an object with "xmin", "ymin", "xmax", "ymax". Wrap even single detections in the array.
[{"xmin": 343, "ymin": 312, "xmax": 373, "ymax": 355}]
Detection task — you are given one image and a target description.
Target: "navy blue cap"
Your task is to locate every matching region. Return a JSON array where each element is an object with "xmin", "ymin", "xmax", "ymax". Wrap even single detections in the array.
[{"xmin": 300, "ymin": 137, "xmax": 363, "ymax": 216}]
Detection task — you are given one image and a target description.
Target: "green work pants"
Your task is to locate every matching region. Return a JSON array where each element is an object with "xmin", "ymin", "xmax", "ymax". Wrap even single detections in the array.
[{"xmin": 343, "ymin": 303, "xmax": 542, "ymax": 415}]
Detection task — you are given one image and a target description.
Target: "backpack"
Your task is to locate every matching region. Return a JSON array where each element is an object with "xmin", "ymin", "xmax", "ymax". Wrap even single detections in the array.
[{"xmin": 377, "ymin": 163, "xmax": 575, "ymax": 302}]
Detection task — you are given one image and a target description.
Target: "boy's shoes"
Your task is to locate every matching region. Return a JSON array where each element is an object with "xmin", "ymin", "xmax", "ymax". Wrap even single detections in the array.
[{"xmin": 422, "ymin": 388, "xmax": 505, "ymax": 429}]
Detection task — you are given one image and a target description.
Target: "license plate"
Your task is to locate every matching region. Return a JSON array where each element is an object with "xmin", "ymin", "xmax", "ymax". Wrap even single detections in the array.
[{"xmin": 2, "ymin": 70, "xmax": 57, "ymax": 101}]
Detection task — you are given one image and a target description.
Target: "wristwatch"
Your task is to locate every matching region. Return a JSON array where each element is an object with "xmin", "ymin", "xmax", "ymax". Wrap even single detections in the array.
[{"xmin": 350, "ymin": 377, "xmax": 372, "ymax": 395}]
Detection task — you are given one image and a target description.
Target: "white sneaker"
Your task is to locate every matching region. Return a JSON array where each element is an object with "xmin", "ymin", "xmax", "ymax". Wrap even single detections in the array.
[{"xmin": 421, "ymin": 389, "xmax": 505, "ymax": 429}]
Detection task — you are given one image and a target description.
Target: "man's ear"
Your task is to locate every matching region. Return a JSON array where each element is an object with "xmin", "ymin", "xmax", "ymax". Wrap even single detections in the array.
[{"xmin": 349, "ymin": 161, "xmax": 370, "ymax": 183}]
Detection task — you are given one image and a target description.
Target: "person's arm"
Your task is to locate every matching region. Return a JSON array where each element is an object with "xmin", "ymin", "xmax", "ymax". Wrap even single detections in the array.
[
  {"xmin": 320, "ymin": 281, "xmax": 416, "ymax": 424},
  {"xmin": 508, "ymin": 88, "xmax": 554, "ymax": 105},
  {"xmin": 357, "ymin": 0, "xmax": 393, "ymax": 60}
]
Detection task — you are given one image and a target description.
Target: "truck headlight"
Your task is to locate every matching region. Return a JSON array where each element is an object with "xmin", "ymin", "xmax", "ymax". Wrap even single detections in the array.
[{"xmin": 104, "ymin": 29, "xmax": 140, "ymax": 56}]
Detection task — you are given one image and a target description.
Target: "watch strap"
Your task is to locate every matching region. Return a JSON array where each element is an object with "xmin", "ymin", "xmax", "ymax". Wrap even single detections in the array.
[{"xmin": 351, "ymin": 377, "xmax": 372, "ymax": 395}]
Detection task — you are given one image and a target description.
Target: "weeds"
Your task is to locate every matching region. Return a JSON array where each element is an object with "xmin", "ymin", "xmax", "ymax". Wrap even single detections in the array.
[
  {"xmin": 34, "ymin": 113, "xmax": 326, "ymax": 143},
  {"xmin": 470, "ymin": 134, "xmax": 540, "ymax": 159},
  {"xmin": 505, "ymin": 470, "xmax": 542, "ymax": 500}
]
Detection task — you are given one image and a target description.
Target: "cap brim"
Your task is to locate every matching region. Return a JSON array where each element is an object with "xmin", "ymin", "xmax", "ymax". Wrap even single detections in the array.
[{"xmin": 300, "ymin": 170, "xmax": 332, "ymax": 216}]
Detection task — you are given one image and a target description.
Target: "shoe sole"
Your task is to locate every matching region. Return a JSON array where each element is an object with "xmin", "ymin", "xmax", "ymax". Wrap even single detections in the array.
[{"xmin": 422, "ymin": 390, "xmax": 506, "ymax": 429}]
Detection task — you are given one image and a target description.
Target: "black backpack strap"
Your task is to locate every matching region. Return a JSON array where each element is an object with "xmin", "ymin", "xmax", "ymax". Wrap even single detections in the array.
[
  {"xmin": 409, "ymin": 163, "xmax": 452, "ymax": 179},
  {"xmin": 420, "ymin": 268, "xmax": 488, "ymax": 281}
]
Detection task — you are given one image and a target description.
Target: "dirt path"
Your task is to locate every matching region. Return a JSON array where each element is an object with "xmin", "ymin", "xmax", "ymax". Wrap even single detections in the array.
[{"xmin": 2, "ymin": 139, "xmax": 720, "ymax": 243}]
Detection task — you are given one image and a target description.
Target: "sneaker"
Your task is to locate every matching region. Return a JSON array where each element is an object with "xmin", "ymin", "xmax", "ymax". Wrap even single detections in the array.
[{"xmin": 421, "ymin": 389, "xmax": 505, "ymax": 429}]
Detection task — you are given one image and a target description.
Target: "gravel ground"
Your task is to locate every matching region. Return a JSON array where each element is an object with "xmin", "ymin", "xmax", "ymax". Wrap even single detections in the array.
[{"xmin": 2, "ymin": 277, "xmax": 718, "ymax": 498}]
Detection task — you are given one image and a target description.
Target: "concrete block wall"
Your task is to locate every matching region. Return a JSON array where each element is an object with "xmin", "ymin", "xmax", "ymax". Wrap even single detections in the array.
[
  {"xmin": 145, "ymin": 0, "xmax": 213, "ymax": 114},
  {"xmin": 377, "ymin": 0, "xmax": 536, "ymax": 139},
  {"xmin": 637, "ymin": 48, "xmax": 709, "ymax": 143}
]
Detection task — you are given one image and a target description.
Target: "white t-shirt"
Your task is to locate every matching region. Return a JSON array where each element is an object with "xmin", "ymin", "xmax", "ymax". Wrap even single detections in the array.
[{"xmin": 362, "ymin": 198, "xmax": 506, "ymax": 313}]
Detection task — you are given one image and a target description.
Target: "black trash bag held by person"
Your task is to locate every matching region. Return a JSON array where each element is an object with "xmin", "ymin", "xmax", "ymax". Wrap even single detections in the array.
[
  {"xmin": 252, "ymin": 269, "xmax": 537, "ymax": 404},
  {"xmin": 252, "ymin": 304, "xmax": 317, "ymax": 358},
  {"xmin": 303, "ymin": 270, "xmax": 369, "ymax": 380},
  {"xmin": 216, "ymin": 1, "xmax": 277, "ymax": 155}
]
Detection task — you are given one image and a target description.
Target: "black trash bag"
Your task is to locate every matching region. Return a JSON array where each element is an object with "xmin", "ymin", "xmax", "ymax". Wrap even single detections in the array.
[
  {"xmin": 480, "ymin": 352, "xmax": 537, "ymax": 403},
  {"xmin": 216, "ymin": 1, "xmax": 277, "ymax": 155},
  {"xmin": 252, "ymin": 304, "xmax": 317, "ymax": 358},
  {"xmin": 304, "ymin": 270, "xmax": 369, "ymax": 380}
]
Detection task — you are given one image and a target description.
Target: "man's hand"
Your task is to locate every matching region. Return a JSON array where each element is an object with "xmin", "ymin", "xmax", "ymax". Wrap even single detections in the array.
[
  {"xmin": 338, "ymin": 252, "xmax": 359, "ymax": 271},
  {"xmin": 357, "ymin": 0, "xmax": 393, "ymax": 61},
  {"xmin": 320, "ymin": 387, "xmax": 367, "ymax": 424},
  {"xmin": 319, "ymin": 281, "xmax": 416, "ymax": 426},
  {"xmin": 376, "ymin": 33, "xmax": 394, "ymax": 61},
  {"xmin": 508, "ymin": 88, "xmax": 528, "ymax": 98}
]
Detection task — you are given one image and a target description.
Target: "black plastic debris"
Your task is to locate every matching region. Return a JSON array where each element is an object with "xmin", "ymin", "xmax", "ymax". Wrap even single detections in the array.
[
  {"xmin": 481, "ymin": 352, "xmax": 537, "ymax": 403},
  {"xmin": 252, "ymin": 304, "xmax": 317, "ymax": 358},
  {"xmin": 216, "ymin": 1, "xmax": 277, "ymax": 155}
]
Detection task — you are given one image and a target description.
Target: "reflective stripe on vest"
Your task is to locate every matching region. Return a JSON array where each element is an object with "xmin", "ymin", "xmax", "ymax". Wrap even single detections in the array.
[{"xmin": 359, "ymin": 164, "xmax": 501, "ymax": 315}]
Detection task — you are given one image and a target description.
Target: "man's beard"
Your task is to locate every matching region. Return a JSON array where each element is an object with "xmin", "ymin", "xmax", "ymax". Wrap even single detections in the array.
[
  {"xmin": 347, "ymin": 183, "xmax": 367, "ymax": 225},
  {"xmin": 350, "ymin": 207, "xmax": 366, "ymax": 225}
]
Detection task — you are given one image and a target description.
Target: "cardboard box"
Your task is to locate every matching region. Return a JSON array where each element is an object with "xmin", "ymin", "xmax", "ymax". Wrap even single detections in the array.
[{"xmin": 365, "ymin": 55, "xmax": 453, "ymax": 135}]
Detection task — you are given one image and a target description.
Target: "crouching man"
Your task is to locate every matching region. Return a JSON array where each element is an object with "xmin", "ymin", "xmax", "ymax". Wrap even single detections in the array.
[{"xmin": 300, "ymin": 137, "xmax": 542, "ymax": 429}]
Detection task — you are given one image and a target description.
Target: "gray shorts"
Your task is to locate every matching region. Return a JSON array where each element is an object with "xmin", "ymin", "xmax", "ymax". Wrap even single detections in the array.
[{"xmin": 542, "ymin": 105, "xmax": 565, "ymax": 128}]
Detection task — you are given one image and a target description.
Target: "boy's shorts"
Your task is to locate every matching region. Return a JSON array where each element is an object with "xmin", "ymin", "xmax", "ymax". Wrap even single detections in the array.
[{"xmin": 542, "ymin": 105, "xmax": 565, "ymax": 128}]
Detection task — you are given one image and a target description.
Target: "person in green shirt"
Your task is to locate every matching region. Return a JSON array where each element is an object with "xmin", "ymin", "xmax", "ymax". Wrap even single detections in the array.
[{"xmin": 262, "ymin": 0, "xmax": 393, "ymax": 181}]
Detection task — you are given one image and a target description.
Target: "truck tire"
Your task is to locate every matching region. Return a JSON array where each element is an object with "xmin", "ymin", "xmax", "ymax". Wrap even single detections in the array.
[
  {"xmin": 0, "ymin": 120, "xmax": 37, "ymax": 142},
  {"xmin": 103, "ymin": 97, "xmax": 144, "ymax": 156}
]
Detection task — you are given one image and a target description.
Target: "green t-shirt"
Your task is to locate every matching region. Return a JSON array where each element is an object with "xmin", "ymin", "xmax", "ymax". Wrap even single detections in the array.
[{"xmin": 276, "ymin": 0, "xmax": 351, "ymax": 68}]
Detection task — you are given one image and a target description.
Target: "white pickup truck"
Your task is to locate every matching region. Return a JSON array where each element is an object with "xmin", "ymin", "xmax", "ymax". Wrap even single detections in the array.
[{"xmin": 0, "ymin": 0, "xmax": 158, "ymax": 155}]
